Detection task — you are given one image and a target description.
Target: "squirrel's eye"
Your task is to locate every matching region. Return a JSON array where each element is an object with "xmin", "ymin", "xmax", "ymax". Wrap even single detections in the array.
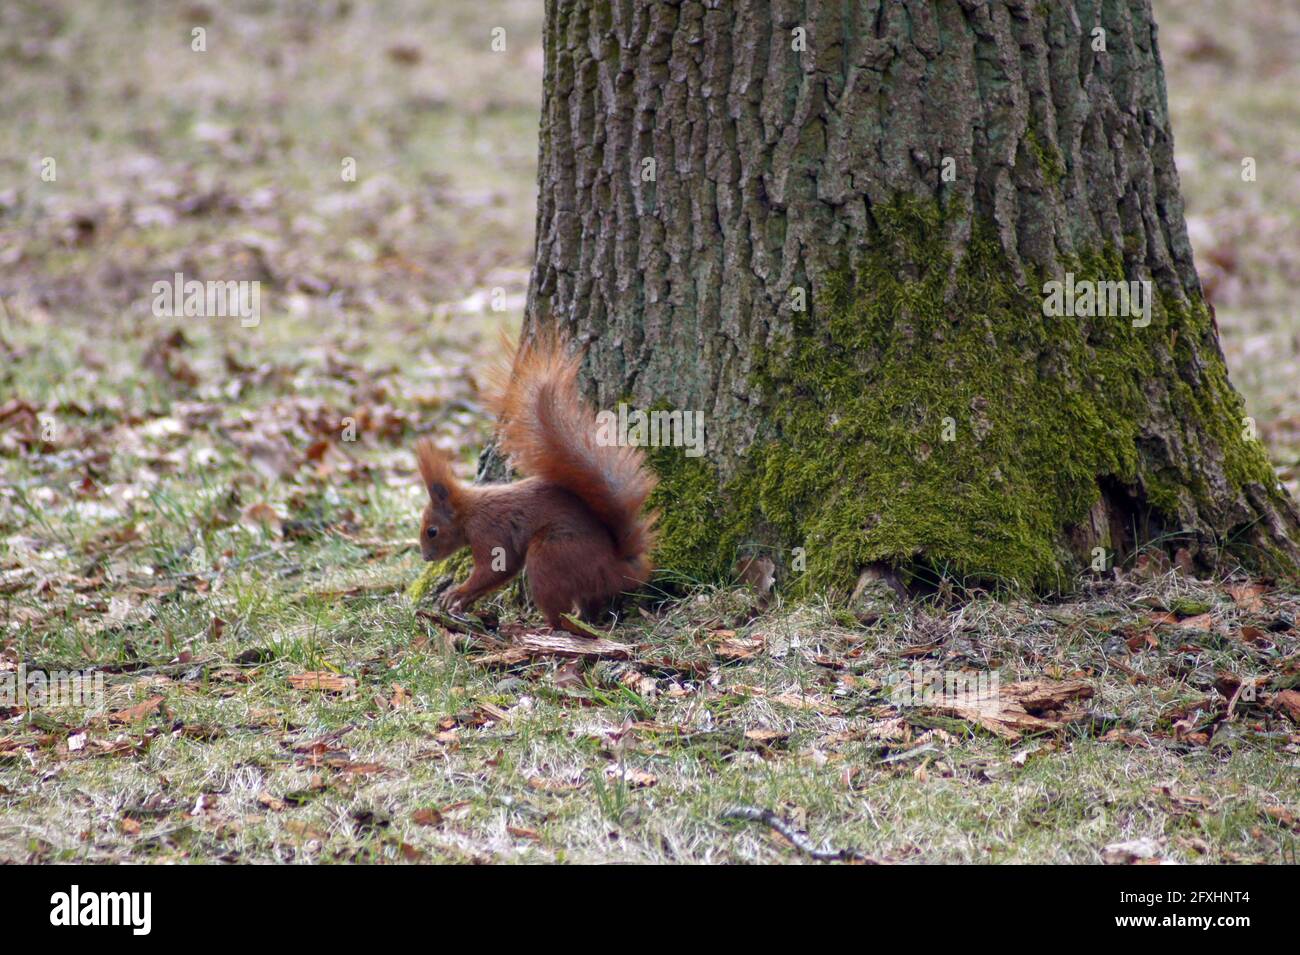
[{"xmin": 426, "ymin": 527, "xmax": 438, "ymax": 539}]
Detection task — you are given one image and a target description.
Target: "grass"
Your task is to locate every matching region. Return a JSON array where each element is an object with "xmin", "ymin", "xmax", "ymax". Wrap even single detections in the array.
[
  {"xmin": 1159, "ymin": 0, "xmax": 1300, "ymax": 494},
  {"xmin": 1, "ymin": 0, "xmax": 1299, "ymax": 863},
  {"xmin": 3, "ymin": 572, "xmax": 1299, "ymax": 863}
]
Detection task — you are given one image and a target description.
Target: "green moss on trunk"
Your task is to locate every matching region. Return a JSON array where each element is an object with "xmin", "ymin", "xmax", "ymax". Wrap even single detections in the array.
[{"xmin": 646, "ymin": 197, "xmax": 1289, "ymax": 594}]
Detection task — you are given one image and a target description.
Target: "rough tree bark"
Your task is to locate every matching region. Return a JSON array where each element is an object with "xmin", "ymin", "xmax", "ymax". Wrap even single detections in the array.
[{"xmin": 521, "ymin": 0, "xmax": 1300, "ymax": 593}]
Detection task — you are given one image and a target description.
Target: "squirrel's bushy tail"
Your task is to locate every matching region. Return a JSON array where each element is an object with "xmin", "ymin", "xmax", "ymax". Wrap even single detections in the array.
[{"xmin": 488, "ymin": 332, "xmax": 658, "ymax": 566}]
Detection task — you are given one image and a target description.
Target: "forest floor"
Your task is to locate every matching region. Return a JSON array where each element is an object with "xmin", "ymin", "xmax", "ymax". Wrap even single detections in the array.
[{"xmin": 1, "ymin": 0, "xmax": 1298, "ymax": 863}]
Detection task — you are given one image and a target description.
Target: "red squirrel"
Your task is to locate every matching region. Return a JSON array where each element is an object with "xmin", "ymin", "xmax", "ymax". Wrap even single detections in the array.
[{"xmin": 415, "ymin": 333, "xmax": 658, "ymax": 634}]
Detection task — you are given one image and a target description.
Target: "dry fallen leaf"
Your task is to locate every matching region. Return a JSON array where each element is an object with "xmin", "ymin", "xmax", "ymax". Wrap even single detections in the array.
[
  {"xmin": 604, "ymin": 765, "xmax": 657, "ymax": 788},
  {"xmin": 743, "ymin": 727, "xmax": 787, "ymax": 746},
  {"xmin": 108, "ymin": 695, "xmax": 164, "ymax": 724},
  {"xmin": 1261, "ymin": 806, "xmax": 1299, "ymax": 831},
  {"xmin": 284, "ymin": 820, "xmax": 327, "ymax": 841},
  {"xmin": 935, "ymin": 679, "xmax": 1093, "ymax": 741},
  {"xmin": 1227, "ymin": 582, "xmax": 1268, "ymax": 613},
  {"xmin": 1126, "ymin": 630, "xmax": 1159, "ymax": 653},
  {"xmin": 1102, "ymin": 836, "xmax": 1167, "ymax": 864},
  {"xmin": 395, "ymin": 841, "xmax": 425, "ymax": 861},
  {"xmin": 1271, "ymin": 689, "xmax": 1300, "ymax": 723},
  {"xmin": 1238, "ymin": 625, "xmax": 1270, "ymax": 646},
  {"xmin": 1175, "ymin": 613, "xmax": 1218, "ymax": 631},
  {"xmin": 190, "ymin": 793, "xmax": 219, "ymax": 815},
  {"xmin": 337, "ymin": 762, "xmax": 388, "ymax": 777},
  {"xmin": 241, "ymin": 502, "xmax": 283, "ymax": 534},
  {"xmin": 288, "ymin": 672, "xmax": 356, "ymax": 693},
  {"xmin": 257, "ymin": 792, "xmax": 287, "ymax": 812},
  {"xmin": 1154, "ymin": 784, "xmax": 1211, "ymax": 814},
  {"xmin": 1101, "ymin": 728, "xmax": 1151, "ymax": 748},
  {"xmin": 866, "ymin": 718, "xmax": 911, "ymax": 742},
  {"xmin": 715, "ymin": 636, "xmax": 765, "ymax": 661},
  {"xmin": 553, "ymin": 659, "xmax": 586, "ymax": 689}
]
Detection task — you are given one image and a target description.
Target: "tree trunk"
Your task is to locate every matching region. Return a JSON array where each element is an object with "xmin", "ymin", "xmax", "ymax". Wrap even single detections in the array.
[{"xmin": 522, "ymin": 0, "xmax": 1300, "ymax": 593}]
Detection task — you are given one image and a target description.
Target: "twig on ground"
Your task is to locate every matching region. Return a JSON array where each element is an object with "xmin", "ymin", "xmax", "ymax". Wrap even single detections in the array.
[
  {"xmin": 1103, "ymin": 655, "xmax": 1152, "ymax": 684},
  {"xmin": 720, "ymin": 806, "xmax": 868, "ymax": 862},
  {"xmin": 559, "ymin": 612, "xmax": 608, "ymax": 639},
  {"xmin": 415, "ymin": 608, "xmax": 500, "ymax": 643},
  {"xmin": 158, "ymin": 548, "xmax": 281, "ymax": 584}
]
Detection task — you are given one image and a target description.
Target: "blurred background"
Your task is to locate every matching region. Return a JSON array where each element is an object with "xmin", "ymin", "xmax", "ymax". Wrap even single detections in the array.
[{"xmin": 0, "ymin": 0, "xmax": 1297, "ymax": 496}]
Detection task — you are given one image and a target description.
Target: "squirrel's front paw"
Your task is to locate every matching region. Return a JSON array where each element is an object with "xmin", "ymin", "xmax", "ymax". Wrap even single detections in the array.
[{"xmin": 437, "ymin": 587, "xmax": 465, "ymax": 614}]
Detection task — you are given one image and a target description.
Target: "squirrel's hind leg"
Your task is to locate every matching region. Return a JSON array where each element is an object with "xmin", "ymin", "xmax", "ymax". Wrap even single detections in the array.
[
  {"xmin": 527, "ymin": 535, "xmax": 623, "ymax": 638},
  {"xmin": 536, "ymin": 592, "xmax": 589, "ymax": 637},
  {"xmin": 525, "ymin": 539, "xmax": 579, "ymax": 634},
  {"xmin": 580, "ymin": 597, "xmax": 614, "ymax": 626}
]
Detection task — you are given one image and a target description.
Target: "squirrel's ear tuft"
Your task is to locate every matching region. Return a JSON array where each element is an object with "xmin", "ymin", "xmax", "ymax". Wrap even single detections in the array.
[
  {"xmin": 415, "ymin": 437, "xmax": 439, "ymax": 487},
  {"xmin": 415, "ymin": 438, "xmax": 457, "ymax": 502}
]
